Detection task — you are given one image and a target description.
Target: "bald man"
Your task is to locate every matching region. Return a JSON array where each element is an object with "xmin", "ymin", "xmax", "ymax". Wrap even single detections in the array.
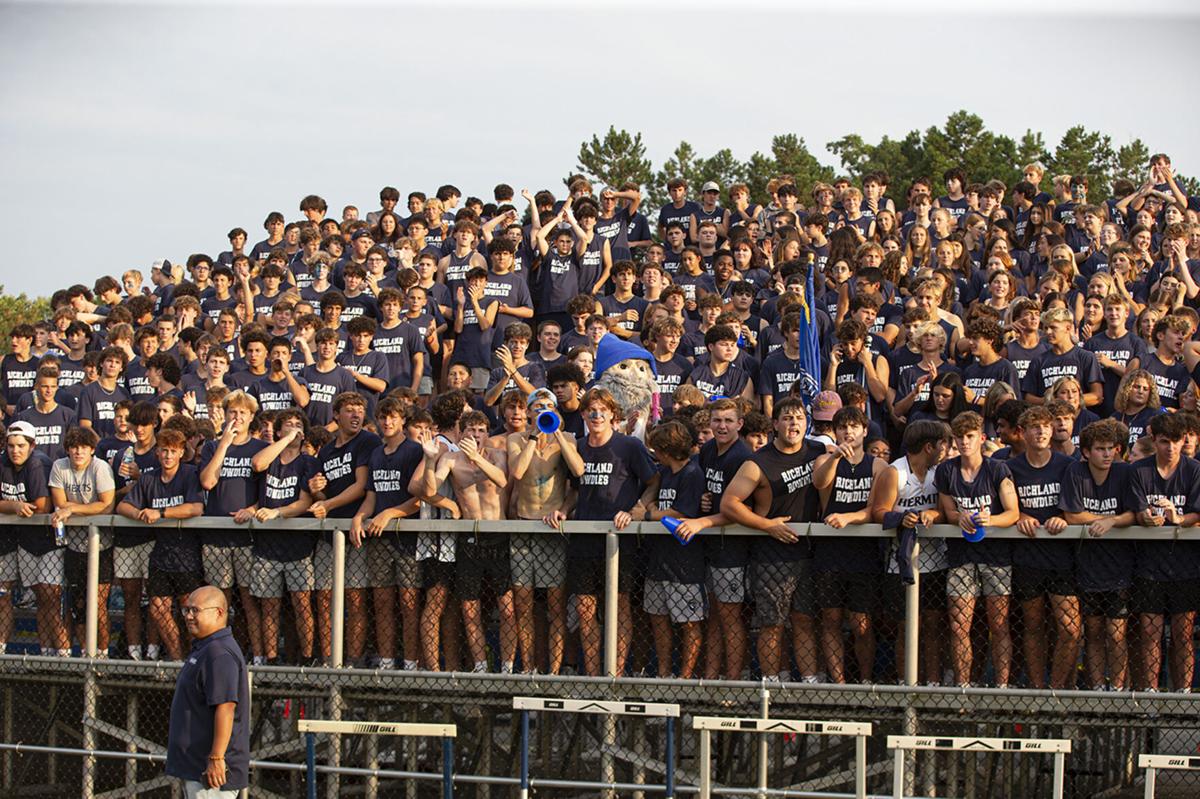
[{"xmin": 166, "ymin": 586, "xmax": 250, "ymax": 798}]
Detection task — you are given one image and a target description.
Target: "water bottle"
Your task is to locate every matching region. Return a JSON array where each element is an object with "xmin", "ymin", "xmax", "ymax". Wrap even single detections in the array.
[
  {"xmin": 54, "ymin": 519, "xmax": 66, "ymax": 547},
  {"xmin": 120, "ymin": 447, "xmax": 135, "ymax": 479}
]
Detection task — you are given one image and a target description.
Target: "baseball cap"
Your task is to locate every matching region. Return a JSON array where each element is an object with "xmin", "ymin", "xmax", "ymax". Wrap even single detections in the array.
[
  {"xmin": 812, "ymin": 391, "xmax": 842, "ymax": 422},
  {"xmin": 527, "ymin": 388, "xmax": 557, "ymax": 408},
  {"xmin": 5, "ymin": 421, "xmax": 37, "ymax": 442},
  {"xmin": 151, "ymin": 259, "xmax": 173, "ymax": 278},
  {"xmin": 701, "ymin": 181, "xmax": 720, "ymax": 193},
  {"xmin": 351, "ymin": 229, "xmax": 373, "ymax": 241}
]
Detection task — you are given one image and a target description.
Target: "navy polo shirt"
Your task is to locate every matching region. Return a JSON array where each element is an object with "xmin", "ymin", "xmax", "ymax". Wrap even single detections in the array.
[{"xmin": 166, "ymin": 627, "xmax": 250, "ymax": 791}]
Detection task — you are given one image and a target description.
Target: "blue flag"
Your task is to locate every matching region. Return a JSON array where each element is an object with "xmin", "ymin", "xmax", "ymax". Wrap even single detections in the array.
[{"xmin": 796, "ymin": 254, "xmax": 822, "ymax": 409}]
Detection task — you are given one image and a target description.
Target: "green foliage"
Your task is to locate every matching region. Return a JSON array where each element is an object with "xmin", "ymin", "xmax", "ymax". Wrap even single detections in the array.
[
  {"xmin": 0, "ymin": 287, "xmax": 50, "ymax": 354},
  {"xmin": 573, "ymin": 127, "xmax": 655, "ymax": 196},
  {"xmin": 575, "ymin": 113, "xmax": 1188, "ymax": 213}
]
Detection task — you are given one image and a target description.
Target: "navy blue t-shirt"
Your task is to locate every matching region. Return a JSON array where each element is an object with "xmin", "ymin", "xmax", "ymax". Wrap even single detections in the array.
[
  {"xmin": 1021, "ymin": 346, "xmax": 1103, "ymax": 399},
  {"xmin": 76, "ymin": 381, "xmax": 130, "ymax": 439},
  {"xmin": 748, "ymin": 439, "xmax": 825, "ymax": 564},
  {"xmin": 1059, "ymin": 461, "xmax": 1134, "ymax": 592},
  {"xmin": 367, "ymin": 439, "xmax": 424, "ymax": 554},
  {"xmin": 1083, "ymin": 331, "xmax": 1147, "ymax": 414},
  {"xmin": 249, "ymin": 373, "xmax": 307, "ymax": 413},
  {"xmin": 16, "ymin": 404, "xmax": 76, "ymax": 461},
  {"xmin": 1140, "ymin": 352, "xmax": 1191, "ymax": 410},
  {"xmin": 934, "ymin": 456, "xmax": 1014, "ymax": 567},
  {"xmin": 299, "ymin": 364, "xmax": 357, "ymax": 428},
  {"xmin": 654, "ymin": 354, "xmax": 694, "ymax": 412},
  {"xmin": 1007, "ymin": 451, "xmax": 1074, "ymax": 572},
  {"xmin": 687, "ymin": 362, "xmax": 750, "ymax": 401},
  {"xmin": 1004, "ymin": 339, "xmax": 1048, "ymax": 382},
  {"xmin": 127, "ymin": 465, "xmax": 204, "ymax": 573},
  {"xmin": 699, "ymin": 438, "xmax": 752, "ymax": 569},
  {"xmin": 199, "ymin": 438, "xmax": 269, "ymax": 547},
  {"xmin": 647, "ymin": 460, "xmax": 707, "ymax": 584},
  {"xmin": 373, "ymin": 320, "xmax": 426, "ymax": 390},
  {"xmin": 317, "ymin": 430, "xmax": 382, "ymax": 520},
  {"xmin": 0, "ymin": 453, "xmax": 49, "ymax": 555},
  {"xmin": 1126, "ymin": 455, "xmax": 1200, "ymax": 582},
  {"xmin": 0, "ymin": 354, "xmax": 39, "ymax": 407},
  {"xmin": 572, "ymin": 432, "xmax": 656, "ymax": 558},
  {"xmin": 254, "ymin": 452, "xmax": 319, "ymax": 561}
]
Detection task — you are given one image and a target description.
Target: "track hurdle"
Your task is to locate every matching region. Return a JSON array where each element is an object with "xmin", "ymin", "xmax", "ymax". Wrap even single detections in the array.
[
  {"xmin": 297, "ymin": 718, "xmax": 457, "ymax": 799},
  {"xmin": 513, "ymin": 696, "xmax": 681, "ymax": 799},
  {"xmin": 692, "ymin": 716, "xmax": 873, "ymax": 799},
  {"xmin": 887, "ymin": 734, "xmax": 1071, "ymax": 799},
  {"xmin": 1139, "ymin": 754, "xmax": 1200, "ymax": 798}
]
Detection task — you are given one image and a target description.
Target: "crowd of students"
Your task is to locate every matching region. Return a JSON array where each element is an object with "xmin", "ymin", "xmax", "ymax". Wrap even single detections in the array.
[{"xmin": 1, "ymin": 157, "xmax": 1200, "ymax": 691}]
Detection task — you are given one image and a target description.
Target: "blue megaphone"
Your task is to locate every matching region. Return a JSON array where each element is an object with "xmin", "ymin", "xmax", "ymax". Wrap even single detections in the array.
[
  {"xmin": 962, "ymin": 511, "xmax": 987, "ymax": 543},
  {"xmin": 662, "ymin": 516, "xmax": 696, "ymax": 545},
  {"xmin": 536, "ymin": 411, "xmax": 561, "ymax": 435}
]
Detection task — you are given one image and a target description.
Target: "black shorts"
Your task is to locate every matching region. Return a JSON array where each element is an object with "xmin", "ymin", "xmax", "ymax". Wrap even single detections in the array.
[
  {"xmin": 422, "ymin": 560, "xmax": 456, "ymax": 591},
  {"xmin": 566, "ymin": 556, "xmax": 636, "ymax": 596},
  {"xmin": 1012, "ymin": 566, "xmax": 1077, "ymax": 602},
  {"xmin": 455, "ymin": 543, "xmax": 512, "ymax": 601},
  {"xmin": 1079, "ymin": 589, "xmax": 1131, "ymax": 620},
  {"xmin": 65, "ymin": 547, "xmax": 114, "ymax": 589},
  {"xmin": 147, "ymin": 570, "xmax": 202, "ymax": 599},
  {"xmin": 881, "ymin": 570, "xmax": 948, "ymax": 614},
  {"xmin": 814, "ymin": 570, "xmax": 878, "ymax": 614},
  {"xmin": 1131, "ymin": 577, "xmax": 1200, "ymax": 616}
]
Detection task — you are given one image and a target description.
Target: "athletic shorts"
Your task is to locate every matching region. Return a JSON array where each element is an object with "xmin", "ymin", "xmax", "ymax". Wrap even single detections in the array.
[
  {"xmin": 946, "ymin": 563, "xmax": 1012, "ymax": 598},
  {"xmin": 0, "ymin": 550, "xmax": 18, "ymax": 583},
  {"xmin": 814, "ymin": 570, "xmax": 879, "ymax": 614},
  {"xmin": 751, "ymin": 559, "xmax": 816, "ymax": 627},
  {"xmin": 367, "ymin": 538, "xmax": 421, "ymax": 590},
  {"xmin": 1131, "ymin": 577, "xmax": 1200, "ymax": 616},
  {"xmin": 881, "ymin": 570, "xmax": 947, "ymax": 613},
  {"xmin": 644, "ymin": 580, "xmax": 707, "ymax": 623},
  {"xmin": 147, "ymin": 570, "xmax": 202, "ymax": 599},
  {"xmin": 17, "ymin": 547, "xmax": 64, "ymax": 587},
  {"xmin": 470, "ymin": 367, "xmax": 490, "ymax": 392},
  {"xmin": 422, "ymin": 559, "xmax": 456, "ymax": 590},
  {"xmin": 706, "ymin": 566, "xmax": 746, "ymax": 605},
  {"xmin": 65, "ymin": 547, "xmax": 114, "ymax": 590},
  {"xmin": 456, "ymin": 542, "xmax": 511, "ymax": 601},
  {"xmin": 1013, "ymin": 566, "xmax": 1077, "ymax": 602},
  {"xmin": 566, "ymin": 556, "xmax": 636, "ymax": 596},
  {"xmin": 312, "ymin": 539, "xmax": 373, "ymax": 591},
  {"xmin": 510, "ymin": 532, "xmax": 566, "ymax": 589},
  {"xmin": 1080, "ymin": 588, "xmax": 1131, "ymax": 620},
  {"xmin": 251, "ymin": 557, "xmax": 316, "ymax": 598},
  {"xmin": 113, "ymin": 541, "xmax": 153, "ymax": 581},
  {"xmin": 201, "ymin": 544, "xmax": 255, "ymax": 591},
  {"xmin": 418, "ymin": 376, "xmax": 434, "ymax": 397}
]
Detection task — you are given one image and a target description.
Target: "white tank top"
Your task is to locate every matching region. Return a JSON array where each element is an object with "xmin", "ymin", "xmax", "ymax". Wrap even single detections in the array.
[
  {"xmin": 416, "ymin": 434, "xmax": 459, "ymax": 563},
  {"xmin": 885, "ymin": 456, "xmax": 948, "ymax": 573}
]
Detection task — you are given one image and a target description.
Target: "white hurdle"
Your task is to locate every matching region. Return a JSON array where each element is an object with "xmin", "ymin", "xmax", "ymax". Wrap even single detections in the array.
[
  {"xmin": 297, "ymin": 718, "xmax": 457, "ymax": 799},
  {"xmin": 693, "ymin": 716, "xmax": 873, "ymax": 799},
  {"xmin": 1138, "ymin": 753, "xmax": 1200, "ymax": 798},
  {"xmin": 513, "ymin": 697, "xmax": 681, "ymax": 799},
  {"xmin": 886, "ymin": 734, "xmax": 1071, "ymax": 799}
]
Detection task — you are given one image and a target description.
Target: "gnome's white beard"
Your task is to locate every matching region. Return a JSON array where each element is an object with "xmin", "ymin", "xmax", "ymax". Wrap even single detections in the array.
[{"xmin": 595, "ymin": 365, "xmax": 657, "ymax": 440}]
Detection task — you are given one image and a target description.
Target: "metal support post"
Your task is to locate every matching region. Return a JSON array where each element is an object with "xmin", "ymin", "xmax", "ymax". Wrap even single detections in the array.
[
  {"xmin": 902, "ymin": 539, "xmax": 920, "ymax": 798},
  {"xmin": 330, "ymin": 529, "xmax": 346, "ymax": 668}
]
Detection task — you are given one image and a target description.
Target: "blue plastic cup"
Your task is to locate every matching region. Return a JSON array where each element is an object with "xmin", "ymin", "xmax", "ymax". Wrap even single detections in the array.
[
  {"xmin": 962, "ymin": 511, "xmax": 987, "ymax": 543},
  {"xmin": 662, "ymin": 516, "xmax": 694, "ymax": 545},
  {"xmin": 536, "ymin": 411, "xmax": 561, "ymax": 435}
]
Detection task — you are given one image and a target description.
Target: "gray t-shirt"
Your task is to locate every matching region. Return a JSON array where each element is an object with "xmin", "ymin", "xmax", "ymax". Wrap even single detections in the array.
[{"xmin": 49, "ymin": 457, "xmax": 116, "ymax": 551}]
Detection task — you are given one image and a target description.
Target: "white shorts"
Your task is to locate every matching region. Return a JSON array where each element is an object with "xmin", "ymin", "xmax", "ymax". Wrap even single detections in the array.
[
  {"xmin": 0, "ymin": 550, "xmax": 17, "ymax": 583},
  {"xmin": 17, "ymin": 547, "xmax": 64, "ymax": 587},
  {"xmin": 312, "ymin": 539, "xmax": 373, "ymax": 591},
  {"xmin": 202, "ymin": 544, "xmax": 255, "ymax": 591},
  {"xmin": 644, "ymin": 580, "xmax": 707, "ymax": 623},
  {"xmin": 113, "ymin": 542, "xmax": 153, "ymax": 581},
  {"xmin": 251, "ymin": 557, "xmax": 315, "ymax": 598}
]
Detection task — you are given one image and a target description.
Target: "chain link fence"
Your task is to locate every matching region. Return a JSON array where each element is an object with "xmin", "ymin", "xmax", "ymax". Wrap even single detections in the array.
[{"xmin": 1, "ymin": 515, "xmax": 1199, "ymax": 798}]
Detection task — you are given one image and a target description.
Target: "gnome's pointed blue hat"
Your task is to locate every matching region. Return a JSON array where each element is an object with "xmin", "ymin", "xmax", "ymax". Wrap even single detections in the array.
[{"xmin": 594, "ymin": 333, "xmax": 657, "ymax": 378}]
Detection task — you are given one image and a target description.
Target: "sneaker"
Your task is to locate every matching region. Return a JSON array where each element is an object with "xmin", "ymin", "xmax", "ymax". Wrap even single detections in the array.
[
  {"xmin": 377, "ymin": 658, "xmax": 396, "ymax": 670},
  {"xmin": 472, "ymin": 661, "xmax": 488, "ymax": 673},
  {"xmin": 800, "ymin": 675, "xmax": 820, "ymax": 685}
]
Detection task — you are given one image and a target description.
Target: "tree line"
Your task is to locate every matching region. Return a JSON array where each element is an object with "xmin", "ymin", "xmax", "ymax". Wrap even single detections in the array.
[{"xmin": 572, "ymin": 110, "xmax": 1198, "ymax": 209}]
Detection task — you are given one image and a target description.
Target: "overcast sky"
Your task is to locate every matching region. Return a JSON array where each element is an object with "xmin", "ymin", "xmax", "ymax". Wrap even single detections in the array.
[{"xmin": 1, "ymin": 1, "xmax": 1197, "ymax": 297}]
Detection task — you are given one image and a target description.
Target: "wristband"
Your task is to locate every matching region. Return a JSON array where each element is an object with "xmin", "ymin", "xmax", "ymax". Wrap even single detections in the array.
[{"xmin": 208, "ymin": 755, "xmax": 225, "ymax": 761}]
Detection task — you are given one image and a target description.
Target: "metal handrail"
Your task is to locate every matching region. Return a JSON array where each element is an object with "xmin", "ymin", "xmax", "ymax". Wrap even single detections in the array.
[{"xmin": 3, "ymin": 513, "xmax": 1197, "ymax": 540}]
